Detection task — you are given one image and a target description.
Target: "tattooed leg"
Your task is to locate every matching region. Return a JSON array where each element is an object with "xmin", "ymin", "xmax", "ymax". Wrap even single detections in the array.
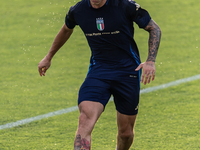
[
  {"xmin": 74, "ymin": 134, "xmax": 81, "ymax": 149},
  {"xmin": 74, "ymin": 134, "xmax": 91, "ymax": 150}
]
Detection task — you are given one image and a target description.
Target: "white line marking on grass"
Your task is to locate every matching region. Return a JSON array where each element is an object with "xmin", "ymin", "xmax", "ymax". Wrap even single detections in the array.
[
  {"xmin": 1, "ymin": 74, "xmax": 200, "ymax": 130},
  {"xmin": 0, "ymin": 106, "xmax": 78, "ymax": 130},
  {"xmin": 140, "ymin": 74, "xmax": 200, "ymax": 94}
]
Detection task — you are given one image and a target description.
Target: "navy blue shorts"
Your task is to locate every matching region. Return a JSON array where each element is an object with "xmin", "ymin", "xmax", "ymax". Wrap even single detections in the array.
[{"xmin": 78, "ymin": 76, "xmax": 140, "ymax": 115}]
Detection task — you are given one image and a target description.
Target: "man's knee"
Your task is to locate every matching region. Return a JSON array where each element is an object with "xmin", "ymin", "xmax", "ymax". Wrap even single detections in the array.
[
  {"xmin": 117, "ymin": 112, "xmax": 137, "ymax": 140},
  {"xmin": 78, "ymin": 111, "xmax": 95, "ymax": 128},
  {"xmin": 79, "ymin": 112, "xmax": 90, "ymax": 126},
  {"xmin": 77, "ymin": 101, "xmax": 104, "ymax": 133},
  {"xmin": 118, "ymin": 128, "xmax": 134, "ymax": 140}
]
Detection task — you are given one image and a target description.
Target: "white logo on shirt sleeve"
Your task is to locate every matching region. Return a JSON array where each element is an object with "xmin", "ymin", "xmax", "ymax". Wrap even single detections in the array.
[{"xmin": 128, "ymin": 0, "xmax": 141, "ymax": 11}]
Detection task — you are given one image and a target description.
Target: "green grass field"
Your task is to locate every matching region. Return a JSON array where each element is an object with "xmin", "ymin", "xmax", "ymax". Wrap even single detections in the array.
[{"xmin": 0, "ymin": 0, "xmax": 200, "ymax": 149}]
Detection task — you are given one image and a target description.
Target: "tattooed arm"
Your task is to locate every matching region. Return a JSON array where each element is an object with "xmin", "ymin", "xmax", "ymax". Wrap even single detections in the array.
[
  {"xmin": 135, "ymin": 19, "xmax": 161, "ymax": 85},
  {"xmin": 145, "ymin": 19, "xmax": 161, "ymax": 62}
]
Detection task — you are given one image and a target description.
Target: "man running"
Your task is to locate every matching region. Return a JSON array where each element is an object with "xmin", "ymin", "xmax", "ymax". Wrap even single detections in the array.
[{"xmin": 38, "ymin": 0, "xmax": 161, "ymax": 149}]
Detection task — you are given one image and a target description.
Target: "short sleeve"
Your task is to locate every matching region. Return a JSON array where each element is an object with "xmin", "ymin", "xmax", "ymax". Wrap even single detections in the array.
[
  {"xmin": 126, "ymin": 1, "xmax": 151, "ymax": 28},
  {"xmin": 65, "ymin": 6, "xmax": 77, "ymax": 29},
  {"xmin": 133, "ymin": 8, "xmax": 151, "ymax": 28}
]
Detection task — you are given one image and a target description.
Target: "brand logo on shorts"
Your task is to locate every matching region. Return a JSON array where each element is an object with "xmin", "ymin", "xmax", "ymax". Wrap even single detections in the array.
[
  {"xmin": 135, "ymin": 104, "xmax": 139, "ymax": 110},
  {"xmin": 96, "ymin": 18, "xmax": 104, "ymax": 31},
  {"xmin": 129, "ymin": 75, "xmax": 137, "ymax": 78}
]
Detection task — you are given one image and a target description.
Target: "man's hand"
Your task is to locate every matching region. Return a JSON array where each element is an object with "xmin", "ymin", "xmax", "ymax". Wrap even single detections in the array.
[
  {"xmin": 135, "ymin": 61, "xmax": 155, "ymax": 85},
  {"xmin": 38, "ymin": 56, "xmax": 51, "ymax": 76}
]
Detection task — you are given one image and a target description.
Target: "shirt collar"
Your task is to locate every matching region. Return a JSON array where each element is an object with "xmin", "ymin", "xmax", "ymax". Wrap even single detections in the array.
[{"xmin": 87, "ymin": 0, "xmax": 110, "ymax": 7}]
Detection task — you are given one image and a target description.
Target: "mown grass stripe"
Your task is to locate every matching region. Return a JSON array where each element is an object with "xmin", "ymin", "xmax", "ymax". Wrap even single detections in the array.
[{"xmin": 1, "ymin": 74, "xmax": 200, "ymax": 130}]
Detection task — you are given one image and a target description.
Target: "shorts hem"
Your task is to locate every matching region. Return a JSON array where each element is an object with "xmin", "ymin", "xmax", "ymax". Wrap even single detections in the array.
[
  {"xmin": 78, "ymin": 99, "xmax": 106, "ymax": 108},
  {"xmin": 116, "ymin": 109, "xmax": 138, "ymax": 116}
]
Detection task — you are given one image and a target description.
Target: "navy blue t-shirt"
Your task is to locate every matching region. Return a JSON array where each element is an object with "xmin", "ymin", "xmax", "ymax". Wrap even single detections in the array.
[{"xmin": 65, "ymin": 0, "xmax": 151, "ymax": 80}]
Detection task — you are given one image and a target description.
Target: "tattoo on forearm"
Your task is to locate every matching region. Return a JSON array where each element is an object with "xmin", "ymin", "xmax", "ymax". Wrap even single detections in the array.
[
  {"xmin": 74, "ymin": 134, "xmax": 91, "ymax": 150},
  {"xmin": 145, "ymin": 20, "xmax": 161, "ymax": 62}
]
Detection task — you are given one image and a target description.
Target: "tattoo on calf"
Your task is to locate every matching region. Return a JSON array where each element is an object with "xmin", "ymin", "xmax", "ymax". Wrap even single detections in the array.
[
  {"xmin": 74, "ymin": 134, "xmax": 81, "ymax": 149},
  {"xmin": 74, "ymin": 134, "xmax": 91, "ymax": 150}
]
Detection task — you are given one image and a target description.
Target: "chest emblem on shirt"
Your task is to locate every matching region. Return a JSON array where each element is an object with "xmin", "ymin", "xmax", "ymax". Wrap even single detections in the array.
[{"xmin": 96, "ymin": 18, "xmax": 104, "ymax": 31}]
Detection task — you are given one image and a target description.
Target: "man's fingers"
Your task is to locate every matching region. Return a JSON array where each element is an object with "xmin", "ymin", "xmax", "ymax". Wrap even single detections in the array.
[
  {"xmin": 42, "ymin": 67, "xmax": 45, "ymax": 76},
  {"xmin": 144, "ymin": 72, "xmax": 149, "ymax": 85},
  {"xmin": 141, "ymin": 71, "xmax": 149, "ymax": 84},
  {"xmin": 135, "ymin": 63, "xmax": 143, "ymax": 71},
  {"xmin": 38, "ymin": 67, "xmax": 43, "ymax": 76},
  {"xmin": 136, "ymin": 63, "xmax": 144, "ymax": 82},
  {"xmin": 42, "ymin": 67, "xmax": 47, "ymax": 76},
  {"xmin": 38, "ymin": 57, "xmax": 51, "ymax": 77},
  {"xmin": 38, "ymin": 66, "xmax": 47, "ymax": 76},
  {"xmin": 146, "ymin": 71, "xmax": 156, "ymax": 84},
  {"xmin": 147, "ymin": 72, "xmax": 152, "ymax": 84},
  {"xmin": 141, "ymin": 72, "xmax": 145, "ymax": 83},
  {"xmin": 142, "ymin": 71, "xmax": 155, "ymax": 85},
  {"xmin": 152, "ymin": 71, "xmax": 155, "ymax": 81},
  {"xmin": 138, "ymin": 61, "xmax": 156, "ymax": 85}
]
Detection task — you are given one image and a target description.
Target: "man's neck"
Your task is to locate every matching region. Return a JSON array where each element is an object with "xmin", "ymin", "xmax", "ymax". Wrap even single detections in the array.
[{"xmin": 89, "ymin": 0, "xmax": 107, "ymax": 9}]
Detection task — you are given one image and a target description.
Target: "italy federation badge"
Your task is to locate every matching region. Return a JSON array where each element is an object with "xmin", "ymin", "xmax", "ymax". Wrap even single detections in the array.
[{"xmin": 96, "ymin": 18, "xmax": 104, "ymax": 31}]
